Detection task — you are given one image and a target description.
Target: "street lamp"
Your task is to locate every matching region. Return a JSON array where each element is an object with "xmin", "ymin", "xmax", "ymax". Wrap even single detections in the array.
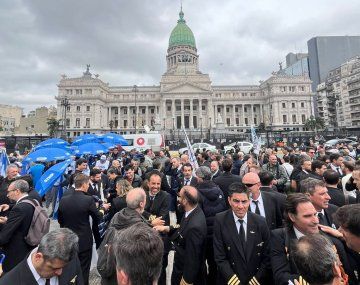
[
  {"xmin": 132, "ymin": 85, "xmax": 138, "ymax": 134},
  {"xmin": 60, "ymin": 96, "xmax": 70, "ymax": 138}
]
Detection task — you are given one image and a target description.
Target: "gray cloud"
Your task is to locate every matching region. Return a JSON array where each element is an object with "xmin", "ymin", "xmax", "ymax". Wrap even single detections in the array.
[{"xmin": 0, "ymin": 0, "xmax": 359, "ymax": 112}]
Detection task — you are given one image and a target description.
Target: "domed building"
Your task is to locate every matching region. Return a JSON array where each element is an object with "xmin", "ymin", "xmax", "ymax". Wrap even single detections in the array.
[{"xmin": 56, "ymin": 8, "xmax": 313, "ymax": 139}]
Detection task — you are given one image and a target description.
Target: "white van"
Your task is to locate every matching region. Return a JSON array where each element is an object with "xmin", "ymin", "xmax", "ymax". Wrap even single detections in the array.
[{"xmin": 122, "ymin": 133, "xmax": 165, "ymax": 152}]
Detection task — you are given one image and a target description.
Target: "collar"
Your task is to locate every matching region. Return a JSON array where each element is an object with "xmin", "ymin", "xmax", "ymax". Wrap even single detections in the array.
[
  {"xmin": 251, "ymin": 191, "xmax": 263, "ymax": 204},
  {"xmin": 27, "ymin": 248, "xmax": 58, "ymax": 284},
  {"xmin": 232, "ymin": 211, "xmax": 248, "ymax": 224},
  {"xmin": 293, "ymin": 226, "xmax": 306, "ymax": 239},
  {"xmin": 185, "ymin": 207, "xmax": 196, "ymax": 218},
  {"xmin": 318, "ymin": 209, "xmax": 325, "ymax": 215},
  {"xmin": 16, "ymin": 194, "xmax": 29, "ymax": 204}
]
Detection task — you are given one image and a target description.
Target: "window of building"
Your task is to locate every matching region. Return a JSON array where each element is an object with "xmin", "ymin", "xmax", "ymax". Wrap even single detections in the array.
[
  {"xmin": 66, "ymin": 89, "xmax": 73, "ymax": 95},
  {"xmin": 300, "ymin": 86, "xmax": 305, "ymax": 91},
  {"xmin": 301, "ymin": 102, "xmax": 305, "ymax": 108},
  {"xmin": 226, "ymin": 118, "xmax": 230, "ymax": 126},
  {"xmin": 76, "ymin": 106, "xmax": 80, "ymax": 112},
  {"xmin": 142, "ymin": 109, "xmax": 145, "ymax": 114},
  {"xmin": 66, "ymin": 119, "xmax": 70, "ymax": 127},
  {"xmin": 167, "ymin": 106, "xmax": 171, "ymax": 111},
  {"xmin": 292, "ymin": 103, "xmax": 295, "ymax": 108},
  {"xmin": 244, "ymin": 118, "xmax": 248, "ymax": 125},
  {"xmin": 202, "ymin": 106, "xmax": 205, "ymax": 111},
  {"xmin": 282, "ymin": 103, "xmax": 286, "ymax": 108},
  {"xmin": 75, "ymin": 89, "xmax": 82, "ymax": 95},
  {"xmin": 235, "ymin": 107, "xmax": 238, "ymax": 112},
  {"xmin": 132, "ymin": 109, "xmax": 136, "ymax": 114},
  {"xmin": 217, "ymin": 107, "xmax": 221, "ymax": 113},
  {"xmin": 244, "ymin": 107, "xmax": 247, "ymax": 112},
  {"xmin": 150, "ymin": 108, "xmax": 155, "ymax": 114},
  {"xmin": 280, "ymin": 86, "xmax": 286, "ymax": 92},
  {"xmin": 85, "ymin": 89, "xmax": 92, "ymax": 95},
  {"xmin": 124, "ymin": 120, "xmax": 127, "ymax": 128},
  {"xmin": 302, "ymin": 114, "xmax": 306, "ymax": 123},
  {"xmin": 290, "ymin": 86, "xmax": 295, "ymax": 92},
  {"xmin": 283, "ymin": 115, "xmax": 287, "ymax": 123},
  {"xmin": 114, "ymin": 108, "xmax": 118, "ymax": 115},
  {"xmin": 235, "ymin": 118, "xmax": 239, "ymax": 125},
  {"xmin": 176, "ymin": 106, "xmax": 181, "ymax": 111},
  {"xmin": 86, "ymin": 106, "xmax": 90, "ymax": 112},
  {"xmin": 254, "ymin": 117, "xmax": 257, "ymax": 124},
  {"xmin": 75, "ymin": 118, "xmax": 80, "ymax": 127},
  {"xmin": 226, "ymin": 107, "xmax": 230, "ymax": 113},
  {"xmin": 85, "ymin": 118, "xmax": 90, "ymax": 127},
  {"xmin": 66, "ymin": 105, "xmax": 70, "ymax": 112},
  {"xmin": 292, "ymin": 114, "xmax": 296, "ymax": 123},
  {"xmin": 253, "ymin": 106, "xmax": 256, "ymax": 112},
  {"xmin": 193, "ymin": 106, "xmax": 197, "ymax": 111},
  {"xmin": 123, "ymin": 109, "xmax": 127, "ymax": 115}
]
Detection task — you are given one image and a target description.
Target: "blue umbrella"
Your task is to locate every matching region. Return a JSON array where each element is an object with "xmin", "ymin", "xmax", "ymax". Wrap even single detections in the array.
[
  {"xmin": 34, "ymin": 138, "xmax": 69, "ymax": 150},
  {"xmin": 71, "ymin": 134, "xmax": 99, "ymax": 146},
  {"xmin": 24, "ymin": 148, "xmax": 72, "ymax": 163},
  {"xmin": 35, "ymin": 160, "xmax": 71, "ymax": 196},
  {"xmin": 73, "ymin": 143, "xmax": 108, "ymax": 156},
  {"xmin": 99, "ymin": 133, "xmax": 128, "ymax": 146},
  {"xmin": 102, "ymin": 142, "xmax": 116, "ymax": 150}
]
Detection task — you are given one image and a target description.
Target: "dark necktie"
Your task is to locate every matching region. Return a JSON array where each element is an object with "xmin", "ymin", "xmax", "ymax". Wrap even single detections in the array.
[
  {"xmin": 185, "ymin": 179, "xmax": 190, "ymax": 186},
  {"xmin": 149, "ymin": 195, "xmax": 155, "ymax": 207},
  {"xmin": 252, "ymin": 200, "xmax": 261, "ymax": 215},
  {"xmin": 336, "ymin": 167, "xmax": 341, "ymax": 175},
  {"xmin": 238, "ymin": 219, "xmax": 246, "ymax": 244},
  {"xmin": 318, "ymin": 212, "xmax": 328, "ymax": 226},
  {"xmin": 93, "ymin": 183, "xmax": 97, "ymax": 192},
  {"xmin": 45, "ymin": 279, "xmax": 50, "ymax": 285}
]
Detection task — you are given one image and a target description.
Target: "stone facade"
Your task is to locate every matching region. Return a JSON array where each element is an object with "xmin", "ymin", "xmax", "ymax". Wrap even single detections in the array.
[
  {"xmin": 56, "ymin": 9, "xmax": 313, "ymax": 138},
  {"xmin": 16, "ymin": 106, "xmax": 57, "ymax": 135},
  {"xmin": 0, "ymin": 104, "xmax": 23, "ymax": 128}
]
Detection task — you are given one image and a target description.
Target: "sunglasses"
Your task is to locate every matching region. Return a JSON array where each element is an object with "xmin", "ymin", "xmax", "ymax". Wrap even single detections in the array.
[{"xmin": 244, "ymin": 183, "xmax": 257, "ymax": 187}]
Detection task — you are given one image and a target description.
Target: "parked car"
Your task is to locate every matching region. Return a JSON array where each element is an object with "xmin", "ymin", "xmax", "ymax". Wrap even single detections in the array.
[
  {"xmin": 179, "ymin": 143, "xmax": 217, "ymax": 154},
  {"xmin": 324, "ymin": 138, "xmax": 357, "ymax": 147},
  {"xmin": 224, "ymin": 141, "xmax": 253, "ymax": 154}
]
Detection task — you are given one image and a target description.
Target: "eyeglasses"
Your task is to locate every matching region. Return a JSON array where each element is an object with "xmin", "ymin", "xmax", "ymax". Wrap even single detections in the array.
[
  {"xmin": 7, "ymin": 189, "xmax": 16, "ymax": 193},
  {"xmin": 244, "ymin": 183, "xmax": 257, "ymax": 188}
]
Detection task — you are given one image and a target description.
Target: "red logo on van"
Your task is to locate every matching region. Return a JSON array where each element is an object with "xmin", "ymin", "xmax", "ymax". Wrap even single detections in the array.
[{"xmin": 137, "ymin": 138, "xmax": 145, "ymax": 145}]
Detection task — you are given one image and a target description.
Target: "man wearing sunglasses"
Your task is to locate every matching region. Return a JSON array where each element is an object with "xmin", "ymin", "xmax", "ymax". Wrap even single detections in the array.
[{"xmin": 242, "ymin": 172, "xmax": 283, "ymax": 230}]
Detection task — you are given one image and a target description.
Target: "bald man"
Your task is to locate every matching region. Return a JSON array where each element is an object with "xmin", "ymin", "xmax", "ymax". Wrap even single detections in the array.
[
  {"xmin": 243, "ymin": 172, "xmax": 283, "ymax": 230},
  {"xmin": 155, "ymin": 186, "xmax": 207, "ymax": 285}
]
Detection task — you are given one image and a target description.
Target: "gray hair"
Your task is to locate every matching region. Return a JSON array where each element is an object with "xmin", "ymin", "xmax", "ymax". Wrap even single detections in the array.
[
  {"xmin": 9, "ymin": 179, "xmax": 29, "ymax": 193},
  {"xmin": 126, "ymin": 188, "xmax": 146, "ymax": 210},
  {"xmin": 195, "ymin": 166, "xmax": 212, "ymax": 180},
  {"xmin": 115, "ymin": 223, "xmax": 163, "ymax": 285},
  {"xmin": 292, "ymin": 234, "xmax": 337, "ymax": 284},
  {"xmin": 300, "ymin": 178, "xmax": 326, "ymax": 195},
  {"xmin": 6, "ymin": 164, "xmax": 18, "ymax": 172},
  {"xmin": 37, "ymin": 228, "xmax": 79, "ymax": 262}
]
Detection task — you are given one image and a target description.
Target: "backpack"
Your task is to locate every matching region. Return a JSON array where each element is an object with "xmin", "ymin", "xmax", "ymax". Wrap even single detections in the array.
[
  {"xmin": 20, "ymin": 199, "xmax": 50, "ymax": 246},
  {"xmin": 97, "ymin": 226, "xmax": 117, "ymax": 278}
]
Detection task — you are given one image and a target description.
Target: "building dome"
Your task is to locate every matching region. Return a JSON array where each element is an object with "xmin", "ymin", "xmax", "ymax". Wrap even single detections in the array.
[{"xmin": 168, "ymin": 9, "xmax": 196, "ymax": 49}]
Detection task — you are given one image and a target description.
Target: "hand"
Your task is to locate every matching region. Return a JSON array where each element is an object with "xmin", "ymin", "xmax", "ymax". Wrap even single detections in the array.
[
  {"xmin": 0, "ymin": 204, "xmax": 9, "ymax": 212},
  {"xmin": 102, "ymin": 203, "xmax": 111, "ymax": 211},
  {"xmin": 151, "ymin": 217, "xmax": 165, "ymax": 227},
  {"xmin": 0, "ymin": 217, "xmax": 8, "ymax": 224},
  {"xmin": 153, "ymin": 225, "xmax": 169, "ymax": 233},
  {"xmin": 319, "ymin": 225, "xmax": 343, "ymax": 239}
]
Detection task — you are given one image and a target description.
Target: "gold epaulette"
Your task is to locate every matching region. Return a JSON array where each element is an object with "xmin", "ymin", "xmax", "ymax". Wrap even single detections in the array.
[
  {"xmin": 249, "ymin": 276, "xmax": 260, "ymax": 285},
  {"xmin": 180, "ymin": 276, "xmax": 192, "ymax": 285},
  {"xmin": 294, "ymin": 276, "xmax": 309, "ymax": 285},
  {"xmin": 228, "ymin": 274, "xmax": 240, "ymax": 285}
]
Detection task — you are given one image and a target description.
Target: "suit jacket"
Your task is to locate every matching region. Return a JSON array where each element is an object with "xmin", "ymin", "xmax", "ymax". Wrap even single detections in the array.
[
  {"xmin": 260, "ymin": 186, "xmax": 286, "ymax": 216},
  {"xmin": 211, "ymin": 170, "xmax": 222, "ymax": 180},
  {"xmin": 180, "ymin": 176, "xmax": 198, "ymax": 188},
  {"xmin": 58, "ymin": 191, "xmax": 103, "ymax": 253},
  {"xmin": 322, "ymin": 204, "xmax": 338, "ymax": 228},
  {"xmin": 327, "ymin": 186, "xmax": 347, "ymax": 207},
  {"xmin": 0, "ymin": 196, "xmax": 35, "ymax": 272},
  {"xmin": 143, "ymin": 190, "xmax": 170, "ymax": 226},
  {"xmin": 270, "ymin": 227, "xmax": 358, "ymax": 285},
  {"xmin": 256, "ymin": 191, "xmax": 283, "ymax": 230},
  {"xmin": 213, "ymin": 172, "xmax": 242, "ymax": 207},
  {"xmin": 87, "ymin": 181, "xmax": 101, "ymax": 199},
  {"xmin": 170, "ymin": 205, "xmax": 207, "ymax": 285},
  {"xmin": 0, "ymin": 255, "xmax": 83, "ymax": 285},
  {"xmin": 213, "ymin": 210, "xmax": 271, "ymax": 285}
]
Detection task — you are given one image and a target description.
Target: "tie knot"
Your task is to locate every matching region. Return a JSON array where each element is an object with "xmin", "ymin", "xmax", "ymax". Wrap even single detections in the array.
[
  {"xmin": 318, "ymin": 212, "xmax": 323, "ymax": 218},
  {"xmin": 253, "ymin": 200, "xmax": 259, "ymax": 205},
  {"xmin": 238, "ymin": 219, "xmax": 244, "ymax": 225}
]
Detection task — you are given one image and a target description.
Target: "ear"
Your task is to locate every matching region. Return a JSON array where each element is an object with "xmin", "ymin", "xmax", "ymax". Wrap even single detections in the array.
[
  {"xmin": 332, "ymin": 262, "xmax": 342, "ymax": 278},
  {"xmin": 288, "ymin": 213, "xmax": 296, "ymax": 223},
  {"xmin": 117, "ymin": 269, "xmax": 130, "ymax": 285}
]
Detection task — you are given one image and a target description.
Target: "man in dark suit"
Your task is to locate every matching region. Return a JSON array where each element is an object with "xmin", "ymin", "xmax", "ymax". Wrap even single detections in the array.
[
  {"xmin": 0, "ymin": 228, "xmax": 83, "ymax": 285},
  {"xmin": 300, "ymin": 178, "xmax": 338, "ymax": 228},
  {"xmin": 213, "ymin": 182, "xmax": 271, "ymax": 285},
  {"xmin": 0, "ymin": 164, "xmax": 19, "ymax": 206},
  {"xmin": 214, "ymin": 158, "xmax": 242, "ymax": 208},
  {"xmin": 67, "ymin": 158, "xmax": 88, "ymax": 187},
  {"xmin": 210, "ymin": 160, "xmax": 222, "ymax": 180},
  {"xmin": 243, "ymin": 172, "xmax": 283, "ymax": 230},
  {"xmin": 155, "ymin": 186, "xmax": 207, "ymax": 285},
  {"xmin": 88, "ymin": 168, "xmax": 102, "ymax": 199},
  {"xmin": 270, "ymin": 193, "xmax": 357, "ymax": 285},
  {"xmin": 0, "ymin": 179, "xmax": 35, "ymax": 272},
  {"xmin": 308, "ymin": 160, "xmax": 327, "ymax": 181},
  {"xmin": 180, "ymin": 163, "xmax": 198, "ymax": 188},
  {"xmin": 58, "ymin": 174, "xmax": 110, "ymax": 285}
]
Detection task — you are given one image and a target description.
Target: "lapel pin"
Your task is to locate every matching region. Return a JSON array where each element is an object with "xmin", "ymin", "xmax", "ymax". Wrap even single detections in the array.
[{"xmin": 250, "ymin": 231, "xmax": 255, "ymax": 234}]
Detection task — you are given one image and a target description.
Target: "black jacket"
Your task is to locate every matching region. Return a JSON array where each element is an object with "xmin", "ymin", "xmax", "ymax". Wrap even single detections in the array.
[
  {"xmin": 58, "ymin": 191, "xmax": 103, "ymax": 253},
  {"xmin": 197, "ymin": 181, "xmax": 226, "ymax": 238},
  {"xmin": 214, "ymin": 210, "xmax": 271, "ymax": 285},
  {"xmin": 327, "ymin": 186, "xmax": 356, "ymax": 207},
  {"xmin": 0, "ymin": 196, "xmax": 35, "ymax": 272},
  {"xmin": 170, "ymin": 206, "xmax": 207, "ymax": 285},
  {"xmin": 260, "ymin": 186, "xmax": 286, "ymax": 217},
  {"xmin": 143, "ymin": 190, "xmax": 170, "ymax": 226},
  {"xmin": 253, "ymin": 191, "xmax": 283, "ymax": 230},
  {"xmin": 213, "ymin": 172, "xmax": 242, "ymax": 208},
  {"xmin": 0, "ymin": 255, "xmax": 83, "ymax": 285},
  {"xmin": 107, "ymin": 196, "xmax": 127, "ymax": 222}
]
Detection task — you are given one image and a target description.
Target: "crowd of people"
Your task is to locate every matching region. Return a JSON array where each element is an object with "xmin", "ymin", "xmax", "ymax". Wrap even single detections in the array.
[{"xmin": 0, "ymin": 140, "xmax": 359, "ymax": 285}]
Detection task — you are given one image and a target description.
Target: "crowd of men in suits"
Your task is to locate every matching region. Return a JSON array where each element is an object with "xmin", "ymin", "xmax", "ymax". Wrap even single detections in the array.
[{"xmin": 0, "ymin": 142, "xmax": 359, "ymax": 284}]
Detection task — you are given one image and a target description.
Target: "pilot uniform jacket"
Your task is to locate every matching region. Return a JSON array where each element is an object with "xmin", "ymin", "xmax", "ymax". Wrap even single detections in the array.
[
  {"xmin": 213, "ymin": 210, "xmax": 271, "ymax": 285},
  {"xmin": 0, "ymin": 255, "xmax": 84, "ymax": 285},
  {"xmin": 0, "ymin": 196, "xmax": 35, "ymax": 272},
  {"xmin": 270, "ymin": 227, "xmax": 358, "ymax": 285},
  {"xmin": 170, "ymin": 205, "xmax": 207, "ymax": 285},
  {"xmin": 58, "ymin": 191, "xmax": 103, "ymax": 253},
  {"xmin": 143, "ymin": 190, "xmax": 170, "ymax": 226}
]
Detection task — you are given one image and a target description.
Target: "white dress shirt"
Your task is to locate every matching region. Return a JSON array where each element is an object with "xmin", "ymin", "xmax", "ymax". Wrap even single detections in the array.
[
  {"xmin": 232, "ymin": 211, "xmax": 248, "ymax": 240},
  {"xmin": 185, "ymin": 207, "xmax": 196, "ymax": 218},
  {"xmin": 250, "ymin": 192, "xmax": 266, "ymax": 218},
  {"xmin": 293, "ymin": 226, "xmax": 305, "ymax": 240},
  {"xmin": 27, "ymin": 248, "xmax": 58, "ymax": 285}
]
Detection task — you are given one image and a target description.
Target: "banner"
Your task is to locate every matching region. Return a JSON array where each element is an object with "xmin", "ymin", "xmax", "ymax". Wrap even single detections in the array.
[
  {"xmin": 182, "ymin": 128, "xmax": 199, "ymax": 170},
  {"xmin": 0, "ymin": 150, "xmax": 9, "ymax": 177}
]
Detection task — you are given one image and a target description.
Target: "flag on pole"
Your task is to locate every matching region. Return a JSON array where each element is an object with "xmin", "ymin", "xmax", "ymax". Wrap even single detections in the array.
[
  {"xmin": 182, "ymin": 128, "xmax": 199, "ymax": 170},
  {"xmin": 52, "ymin": 177, "xmax": 64, "ymax": 220},
  {"xmin": 0, "ymin": 150, "xmax": 9, "ymax": 177}
]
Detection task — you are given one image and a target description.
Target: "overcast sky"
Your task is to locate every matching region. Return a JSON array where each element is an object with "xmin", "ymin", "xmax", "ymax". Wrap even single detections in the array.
[{"xmin": 1, "ymin": 0, "xmax": 359, "ymax": 113}]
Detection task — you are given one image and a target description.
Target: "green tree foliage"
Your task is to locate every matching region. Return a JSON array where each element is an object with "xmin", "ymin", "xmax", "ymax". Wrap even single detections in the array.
[
  {"xmin": 47, "ymin": 118, "xmax": 60, "ymax": 137},
  {"xmin": 304, "ymin": 116, "xmax": 325, "ymax": 131}
]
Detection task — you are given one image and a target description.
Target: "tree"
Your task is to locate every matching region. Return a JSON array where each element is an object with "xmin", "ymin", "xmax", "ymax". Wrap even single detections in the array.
[
  {"xmin": 47, "ymin": 118, "xmax": 61, "ymax": 137},
  {"xmin": 304, "ymin": 116, "xmax": 325, "ymax": 132}
]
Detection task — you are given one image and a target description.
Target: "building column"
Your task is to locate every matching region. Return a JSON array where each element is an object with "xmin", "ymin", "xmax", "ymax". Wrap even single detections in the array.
[
  {"xmin": 127, "ymin": 106, "xmax": 130, "ymax": 128},
  {"xmin": 233, "ymin": 105, "xmax": 236, "ymax": 126},
  {"xmin": 145, "ymin": 106, "xmax": 149, "ymax": 126},
  {"xmin": 117, "ymin": 106, "xmax": 121, "ymax": 128},
  {"xmin": 199, "ymin": 98, "xmax": 203, "ymax": 120},
  {"xmin": 242, "ymin": 104, "xmax": 245, "ymax": 126},
  {"xmin": 190, "ymin": 100, "xmax": 194, "ymax": 128},
  {"xmin": 260, "ymin": 104, "xmax": 263, "ymax": 124},
  {"xmin": 250, "ymin": 104, "xmax": 254, "ymax": 125},
  {"xmin": 162, "ymin": 100, "xmax": 166, "ymax": 128},
  {"xmin": 181, "ymin": 99, "xmax": 185, "ymax": 128},
  {"xmin": 172, "ymin": 100, "xmax": 176, "ymax": 130}
]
